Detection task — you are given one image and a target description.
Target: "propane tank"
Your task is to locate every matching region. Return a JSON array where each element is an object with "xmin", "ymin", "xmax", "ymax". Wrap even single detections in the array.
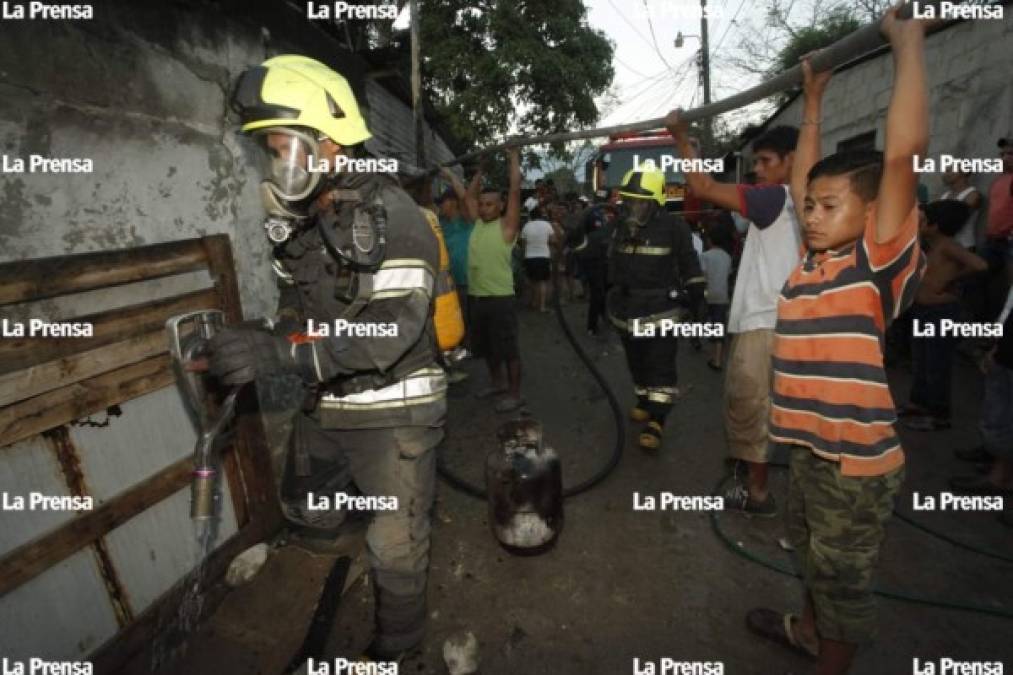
[{"xmin": 485, "ymin": 418, "xmax": 563, "ymax": 554}]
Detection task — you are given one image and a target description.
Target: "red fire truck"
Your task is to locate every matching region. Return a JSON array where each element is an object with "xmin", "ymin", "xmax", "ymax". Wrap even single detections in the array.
[{"xmin": 588, "ymin": 131, "xmax": 687, "ymax": 210}]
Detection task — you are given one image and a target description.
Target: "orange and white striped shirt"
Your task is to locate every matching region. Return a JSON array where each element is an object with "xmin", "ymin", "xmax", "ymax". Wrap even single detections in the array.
[{"xmin": 770, "ymin": 208, "xmax": 924, "ymax": 476}]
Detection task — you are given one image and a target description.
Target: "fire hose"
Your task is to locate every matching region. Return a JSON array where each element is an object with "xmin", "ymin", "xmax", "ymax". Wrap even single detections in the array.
[{"xmin": 436, "ymin": 269, "xmax": 627, "ymax": 501}]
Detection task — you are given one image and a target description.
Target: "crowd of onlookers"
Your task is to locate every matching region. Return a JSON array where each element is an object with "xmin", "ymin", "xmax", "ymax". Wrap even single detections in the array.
[
  {"xmin": 400, "ymin": 20, "xmax": 1009, "ymax": 671},
  {"xmin": 409, "ymin": 133, "xmax": 1013, "ymax": 515}
]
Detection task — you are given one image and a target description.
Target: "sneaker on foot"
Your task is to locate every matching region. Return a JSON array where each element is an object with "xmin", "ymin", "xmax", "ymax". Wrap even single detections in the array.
[{"xmin": 723, "ymin": 484, "xmax": 778, "ymax": 517}]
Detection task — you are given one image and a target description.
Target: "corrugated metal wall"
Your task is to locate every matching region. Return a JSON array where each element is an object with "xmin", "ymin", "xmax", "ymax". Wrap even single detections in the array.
[{"xmin": 365, "ymin": 79, "xmax": 457, "ymax": 173}]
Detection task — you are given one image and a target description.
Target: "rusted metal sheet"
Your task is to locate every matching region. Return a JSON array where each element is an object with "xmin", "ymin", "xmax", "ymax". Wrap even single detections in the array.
[
  {"xmin": 0, "ymin": 436, "xmax": 77, "ymax": 556},
  {"xmin": 0, "ymin": 548, "xmax": 120, "ymax": 661},
  {"xmin": 45, "ymin": 426, "xmax": 135, "ymax": 627},
  {"xmin": 66, "ymin": 386, "xmax": 197, "ymax": 501},
  {"xmin": 66, "ymin": 385, "xmax": 239, "ymax": 616},
  {"xmin": 102, "ymin": 483, "xmax": 238, "ymax": 615},
  {"xmin": 365, "ymin": 79, "xmax": 456, "ymax": 173}
]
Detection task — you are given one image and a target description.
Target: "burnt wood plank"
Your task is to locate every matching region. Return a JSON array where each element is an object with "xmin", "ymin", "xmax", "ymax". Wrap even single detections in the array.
[
  {"xmin": 0, "ymin": 239, "xmax": 209, "ymax": 306},
  {"xmin": 0, "ymin": 288, "xmax": 220, "ymax": 375},
  {"xmin": 0, "ymin": 331, "xmax": 166, "ymax": 407},
  {"xmin": 0, "ymin": 355, "xmax": 174, "ymax": 448}
]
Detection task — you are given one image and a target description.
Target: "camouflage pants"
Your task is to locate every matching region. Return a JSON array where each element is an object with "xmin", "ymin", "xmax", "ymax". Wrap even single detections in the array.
[{"xmin": 786, "ymin": 445, "xmax": 904, "ymax": 644}]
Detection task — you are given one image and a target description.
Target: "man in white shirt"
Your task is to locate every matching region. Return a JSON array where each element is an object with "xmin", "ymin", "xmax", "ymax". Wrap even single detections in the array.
[
  {"xmin": 521, "ymin": 210, "xmax": 557, "ymax": 312},
  {"xmin": 668, "ymin": 111, "xmax": 801, "ymax": 517}
]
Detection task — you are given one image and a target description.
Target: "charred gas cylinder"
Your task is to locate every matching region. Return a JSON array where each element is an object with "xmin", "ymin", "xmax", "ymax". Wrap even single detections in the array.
[{"xmin": 485, "ymin": 418, "xmax": 563, "ymax": 554}]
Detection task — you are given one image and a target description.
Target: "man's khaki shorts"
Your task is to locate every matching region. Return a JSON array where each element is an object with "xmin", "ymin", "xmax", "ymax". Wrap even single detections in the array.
[{"xmin": 723, "ymin": 328, "xmax": 775, "ymax": 462}]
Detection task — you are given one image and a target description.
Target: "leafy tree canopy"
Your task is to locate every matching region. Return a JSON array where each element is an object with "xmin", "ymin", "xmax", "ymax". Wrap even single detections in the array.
[
  {"xmin": 418, "ymin": 0, "xmax": 614, "ymax": 153},
  {"xmin": 771, "ymin": 6, "xmax": 860, "ymax": 76}
]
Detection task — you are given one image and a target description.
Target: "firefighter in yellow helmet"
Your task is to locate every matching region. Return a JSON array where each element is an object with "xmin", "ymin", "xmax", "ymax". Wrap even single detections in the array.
[
  {"xmin": 213, "ymin": 55, "xmax": 444, "ymax": 662},
  {"xmin": 608, "ymin": 169, "xmax": 706, "ymax": 450}
]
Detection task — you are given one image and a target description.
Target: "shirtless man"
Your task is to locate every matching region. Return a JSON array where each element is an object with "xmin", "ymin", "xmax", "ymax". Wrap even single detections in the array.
[
  {"xmin": 899, "ymin": 200, "xmax": 987, "ymax": 430},
  {"xmin": 940, "ymin": 168, "xmax": 982, "ymax": 249}
]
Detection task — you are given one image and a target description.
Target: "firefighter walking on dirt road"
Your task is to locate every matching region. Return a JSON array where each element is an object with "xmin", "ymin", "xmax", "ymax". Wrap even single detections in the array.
[{"xmin": 607, "ymin": 169, "xmax": 705, "ymax": 451}]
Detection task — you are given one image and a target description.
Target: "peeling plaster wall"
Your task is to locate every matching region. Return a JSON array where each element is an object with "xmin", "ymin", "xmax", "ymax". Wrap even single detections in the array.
[{"xmin": 0, "ymin": 6, "xmax": 279, "ymax": 318}]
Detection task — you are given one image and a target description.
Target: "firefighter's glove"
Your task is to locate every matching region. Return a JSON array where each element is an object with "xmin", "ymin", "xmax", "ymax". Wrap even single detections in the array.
[{"xmin": 209, "ymin": 328, "xmax": 296, "ymax": 385}]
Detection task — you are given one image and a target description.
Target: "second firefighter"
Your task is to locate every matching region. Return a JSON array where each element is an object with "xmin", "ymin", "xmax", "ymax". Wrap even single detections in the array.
[{"xmin": 607, "ymin": 169, "xmax": 705, "ymax": 451}]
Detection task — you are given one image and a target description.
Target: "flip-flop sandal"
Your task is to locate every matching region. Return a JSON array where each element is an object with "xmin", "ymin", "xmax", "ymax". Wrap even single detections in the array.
[
  {"xmin": 745, "ymin": 608, "xmax": 819, "ymax": 660},
  {"xmin": 475, "ymin": 385, "xmax": 508, "ymax": 399}
]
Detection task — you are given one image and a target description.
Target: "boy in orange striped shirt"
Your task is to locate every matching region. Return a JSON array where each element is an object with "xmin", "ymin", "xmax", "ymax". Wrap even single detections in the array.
[{"xmin": 745, "ymin": 7, "xmax": 928, "ymax": 674}]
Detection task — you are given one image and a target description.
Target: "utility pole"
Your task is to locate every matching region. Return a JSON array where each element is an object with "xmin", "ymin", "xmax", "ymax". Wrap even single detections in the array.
[
  {"xmin": 410, "ymin": 0, "xmax": 425, "ymax": 171},
  {"xmin": 699, "ymin": 0, "xmax": 712, "ymax": 150}
]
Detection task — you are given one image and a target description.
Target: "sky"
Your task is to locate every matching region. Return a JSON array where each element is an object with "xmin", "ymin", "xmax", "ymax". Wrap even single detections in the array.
[
  {"xmin": 527, "ymin": 0, "xmax": 776, "ymax": 180},
  {"xmin": 586, "ymin": 0, "xmax": 772, "ymax": 133}
]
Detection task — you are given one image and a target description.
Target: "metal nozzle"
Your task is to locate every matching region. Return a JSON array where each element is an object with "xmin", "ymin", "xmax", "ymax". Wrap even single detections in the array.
[{"xmin": 190, "ymin": 467, "xmax": 218, "ymax": 520}]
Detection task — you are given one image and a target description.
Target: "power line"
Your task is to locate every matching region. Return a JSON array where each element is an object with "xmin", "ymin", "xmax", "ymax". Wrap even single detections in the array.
[
  {"xmin": 621, "ymin": 65, "xmax": 676, "ymax": 90},
  {"xmin": 611, "ymin": 54, "xmax": 696, "ymax": 124},
  {"xmin": 640, "ymin": 0, "xmax": 679, "ymax": 76},
  {"xmin": 646, "ymin": 55, "xmax": 697, "ymax": 116},
  {"xmin": 614, "ymin": 55, "xmax": 652, "ymax": 79},
  {"xmin": 605, "ymin": 0, "xmax": 671, "ymax": 66},
  {"xmin": 713, "ymin": 0, "xmax": 753, "ymax": 52},
  {"xmin": 616, "ymin": 71, "xmax": 674, "ymax": 111}
]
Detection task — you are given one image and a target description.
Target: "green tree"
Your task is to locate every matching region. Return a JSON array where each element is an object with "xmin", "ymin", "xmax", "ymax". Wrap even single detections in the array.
[
  {"xmin": 770, "ymin": 6, "xmax": 860, "ymax": 76},
  {"xmin": 720, "ymin": 0, "xmax": 888, "ymax": 109},
  {"xmin": 418, "ymin": 0, "xmax": 614, "ymax": 151}
]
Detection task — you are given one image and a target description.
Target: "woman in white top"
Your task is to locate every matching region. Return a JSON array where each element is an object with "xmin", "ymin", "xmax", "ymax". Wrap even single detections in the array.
[{"xmin": 520, "ymin": 209, "xmax": 557, "ymax": 312}]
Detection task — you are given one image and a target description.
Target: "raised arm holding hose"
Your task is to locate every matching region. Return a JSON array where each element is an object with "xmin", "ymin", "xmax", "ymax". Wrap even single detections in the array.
[
  {"xmin": 746, "ymin": 7, "xmax": 929, "ymax": 672},
  {"xmin": 665, "ymin": 103, "xmax": 803, "ymax": 516},
  {"xmin": 467, "ymin": 147, "xmax": 525, "ymax": 413}
]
